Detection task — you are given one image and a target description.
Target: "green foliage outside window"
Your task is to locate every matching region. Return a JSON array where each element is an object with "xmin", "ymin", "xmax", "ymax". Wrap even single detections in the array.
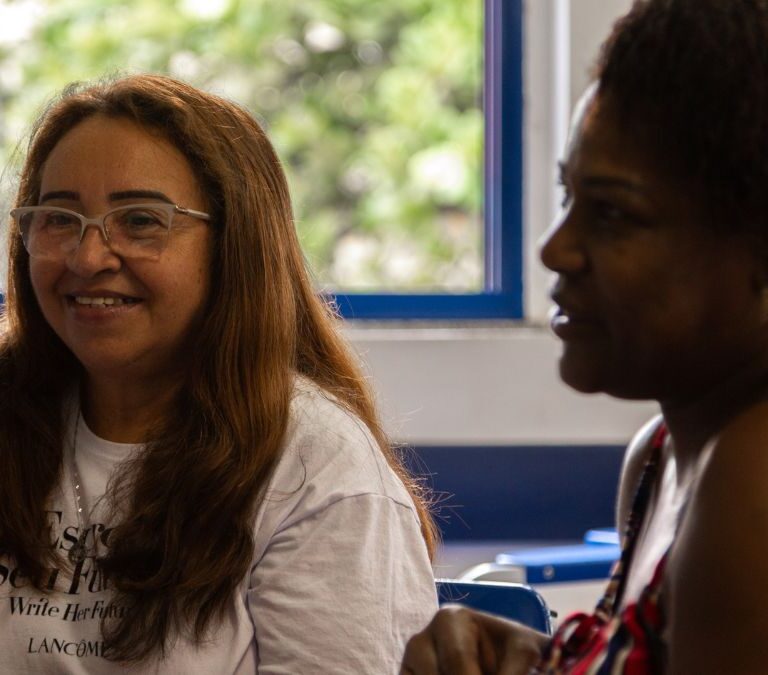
[{"xmin": 0, "ymin": 0, "xmax": 483, "ymax": 291}]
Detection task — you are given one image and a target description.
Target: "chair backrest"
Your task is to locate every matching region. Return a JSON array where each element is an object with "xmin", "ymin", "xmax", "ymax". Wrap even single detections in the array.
[{"xmin": 435, "ymin": 578, "xmax": 553, "ymax": 635}]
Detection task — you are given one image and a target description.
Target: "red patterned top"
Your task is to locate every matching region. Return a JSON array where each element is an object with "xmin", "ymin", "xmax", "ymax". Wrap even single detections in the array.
[{"xmin": 535, "ymin": 425, "xmax": 668, "ymax": 675}]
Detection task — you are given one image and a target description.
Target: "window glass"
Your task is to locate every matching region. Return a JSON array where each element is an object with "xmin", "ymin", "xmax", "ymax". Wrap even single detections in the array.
[{"xmin": 0, "ymin": 0, "xmax": 484, "ymax": 293}]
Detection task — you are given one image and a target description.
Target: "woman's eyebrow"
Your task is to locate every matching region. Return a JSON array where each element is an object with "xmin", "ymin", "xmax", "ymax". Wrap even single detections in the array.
[
  {"xmin": 108, "ymin": 190, "xmax": 173, "ymax": 203},
  {"xmin": 559, "ymin": 160, "xmax": 651, "ymax": 198},
  {"xmin": 580, "ymin": 175, "xmax": 650, "ymax": 197},
  {"xmin": 38, "ymin": 189, "xmax": 175, "ymax": 203},
  {"xmin": 39, "ymin": 190, "xmax": 78, "ymax": 203}
]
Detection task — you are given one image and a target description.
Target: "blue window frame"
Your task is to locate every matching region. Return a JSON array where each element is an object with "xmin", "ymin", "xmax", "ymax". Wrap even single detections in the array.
[{"xmin": 333, "ymin": 0, "xmax": 523, "ymax": 320}]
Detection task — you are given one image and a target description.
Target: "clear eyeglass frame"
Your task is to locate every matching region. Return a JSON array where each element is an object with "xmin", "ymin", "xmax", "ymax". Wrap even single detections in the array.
[{"xmin": 10, "ymin": 202, "xmax": 211, "ymax": 261}]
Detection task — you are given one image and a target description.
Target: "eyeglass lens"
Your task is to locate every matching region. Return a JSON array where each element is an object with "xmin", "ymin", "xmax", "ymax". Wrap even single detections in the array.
[{"xmin": 17, "ymin": 205, "xmax": 173, "ymax": 260}]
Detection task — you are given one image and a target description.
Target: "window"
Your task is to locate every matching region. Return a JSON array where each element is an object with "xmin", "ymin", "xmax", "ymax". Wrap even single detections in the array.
[
  {"xmin": 0, "ymin": 0, "xmax": 522, "ymax": 319},
  {"xmin": 335, "ymin": 0, "xmax": 523, "ymax": 319}
]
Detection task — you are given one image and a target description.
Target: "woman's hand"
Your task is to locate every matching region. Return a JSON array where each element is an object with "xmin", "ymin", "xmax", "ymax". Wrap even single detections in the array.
[{"xmin": 400, "ymin": 605, "xmax": 550, "ymax": 675}]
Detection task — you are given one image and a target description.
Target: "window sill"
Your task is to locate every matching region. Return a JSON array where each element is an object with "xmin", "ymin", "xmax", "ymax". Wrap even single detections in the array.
[{"xmin": 343, "ymin": 321, "xmax": 657, "ymax": 446}]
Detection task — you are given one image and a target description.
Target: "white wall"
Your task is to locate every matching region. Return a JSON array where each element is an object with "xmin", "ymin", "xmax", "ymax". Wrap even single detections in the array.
[
  {"xmin": 569, "ymin": 0, "xmax": 634, "ymax": 108},
  {"xmin": 344, "ymin": 0, "xmax": 658, "ymax": 447}
]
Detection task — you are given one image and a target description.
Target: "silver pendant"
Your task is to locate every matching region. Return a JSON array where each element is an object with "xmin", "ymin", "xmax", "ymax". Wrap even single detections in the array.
[{"xmin": 68, "ymin": 534, "xmax": 88, "ymax": 564}]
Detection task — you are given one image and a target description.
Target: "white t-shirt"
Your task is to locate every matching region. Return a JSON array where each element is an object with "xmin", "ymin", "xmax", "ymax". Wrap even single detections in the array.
[{"xmin": 0, "ymin": 378, "xmax": 437, "ymax": 674}]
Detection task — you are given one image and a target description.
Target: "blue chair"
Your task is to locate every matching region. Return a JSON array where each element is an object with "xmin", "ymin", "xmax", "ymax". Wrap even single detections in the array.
[{"xmin": 436, "ymin": 578, "xmax": 553, "ymax": 635}]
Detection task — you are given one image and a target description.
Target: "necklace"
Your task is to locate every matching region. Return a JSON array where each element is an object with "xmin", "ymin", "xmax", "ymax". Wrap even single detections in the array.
[{"xmin": 68, "ymin": 410, "xmax": 94, "ymax": 564}]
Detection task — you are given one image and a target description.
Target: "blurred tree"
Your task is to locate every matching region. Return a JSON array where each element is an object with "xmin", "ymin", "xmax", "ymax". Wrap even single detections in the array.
[{"xmin": 0, "ymin": 0, "xmax": 483, "ymax": 291}]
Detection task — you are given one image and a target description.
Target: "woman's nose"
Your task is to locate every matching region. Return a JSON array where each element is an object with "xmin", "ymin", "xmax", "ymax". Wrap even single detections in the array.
[
  {"xmin": 538, "ymin": 209, "xmax": 588, "ymax": 274},
  {"xmin": 65, "ymin": 225, "xmax": 121, "ymax": 277}
]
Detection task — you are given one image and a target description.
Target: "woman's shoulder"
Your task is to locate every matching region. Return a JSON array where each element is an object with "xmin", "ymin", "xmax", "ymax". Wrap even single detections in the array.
[
  {"xmin": 694, "ymin": 400, "xmax": 768, "ymax": 501},
  {"xmin": 247, "ymin": 376, "xmax": 421, "ymax": 558},
  {"xmin": 616, "ymin": 413, "xmax": 665, "ymax": 532},
  {"xmin": 286, "ymin": 375, "xmax": 379, "ymax": 454},
  {"xmin": 663, "ymin": 401, "xmax": 768, "ymax": 672},
  {"xmin": 268, "ymin": 375, "xmax": 413, "ymax": 507}
]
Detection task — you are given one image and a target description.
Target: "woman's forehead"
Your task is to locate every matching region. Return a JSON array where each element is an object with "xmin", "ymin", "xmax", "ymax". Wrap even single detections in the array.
[
  {"xmin": 564, "ymin": 92, "xmax": 666, "ymax": 183},
  {"xmin": 39, "ymin": 115, "xmax": 204, "ymax": 206}
]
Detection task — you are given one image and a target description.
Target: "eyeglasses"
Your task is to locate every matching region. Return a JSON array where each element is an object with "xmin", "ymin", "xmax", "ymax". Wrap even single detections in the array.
[{"xmin": 10, "ymin": 203, "xmax": 211, "ymax": 261}]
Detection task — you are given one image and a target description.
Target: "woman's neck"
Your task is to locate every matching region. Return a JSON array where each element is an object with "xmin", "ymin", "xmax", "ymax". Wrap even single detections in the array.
[
  {"xmin": 80, "ymin": 374, "xmax": 181, "ymax": 443},
  {"xmin": 660, "ymin": 357, "xmax": 768, "ymax": 477}
]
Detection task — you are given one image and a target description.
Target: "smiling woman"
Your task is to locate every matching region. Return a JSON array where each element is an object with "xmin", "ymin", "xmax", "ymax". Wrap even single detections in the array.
[
  {"xmin": 0, "ymin": 74, "xmax": 437, "ymax": 673},
  {"xmin": 27, "ymin": 116, "xmax": 215, "ymax": 389}
]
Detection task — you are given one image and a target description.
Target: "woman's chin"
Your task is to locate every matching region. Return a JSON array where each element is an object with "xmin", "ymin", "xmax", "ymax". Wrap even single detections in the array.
[
  {"xmin": 73, "ymin": 351, "xmax": 151, "ymax": 381},
  {"xmin": 559, "ymin": 365, "xmax": 606, "ymax": 395},
  {"xmin": 557, "ymin": 346, "xmax": 612, "ymax": 395},
  {"xmin": 559, "ymin": 356, "xmax": 659, "ymax": 401}
]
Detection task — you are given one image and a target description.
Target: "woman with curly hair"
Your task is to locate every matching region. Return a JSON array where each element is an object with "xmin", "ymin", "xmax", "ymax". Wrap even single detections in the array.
[{"xmin": 402, "ymin": 1, "xmax": 768, "ymax": 672}]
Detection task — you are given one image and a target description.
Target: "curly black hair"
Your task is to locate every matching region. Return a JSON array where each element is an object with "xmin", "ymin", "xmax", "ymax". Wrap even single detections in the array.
[{"xmin": 596, "ymin": 0, "xmax": 768, "ymax": 233}]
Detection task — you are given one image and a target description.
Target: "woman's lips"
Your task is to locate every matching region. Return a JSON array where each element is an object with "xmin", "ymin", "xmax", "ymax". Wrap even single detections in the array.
[
  {"xmin": 71, "ymin": 295, "xmax": 140, "ymax": 308},
  {"xmin": 65, "ymin": 294, "xmax": 143, "ymax": 319},
  {"xmin": 549, "ymin": 306, "xmax": 602, "ymax": 339}
]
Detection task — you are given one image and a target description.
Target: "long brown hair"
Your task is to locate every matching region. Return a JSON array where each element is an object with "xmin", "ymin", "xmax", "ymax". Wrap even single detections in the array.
[{"xmin": 0, "ymin": 73, "xmax": 436, "ymax": 662}]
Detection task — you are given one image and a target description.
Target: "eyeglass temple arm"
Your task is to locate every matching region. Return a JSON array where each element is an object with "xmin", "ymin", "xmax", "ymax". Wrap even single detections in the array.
[{"xmin": 175, "ymin": 206, "xmax": 210, "ymax": 221}]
